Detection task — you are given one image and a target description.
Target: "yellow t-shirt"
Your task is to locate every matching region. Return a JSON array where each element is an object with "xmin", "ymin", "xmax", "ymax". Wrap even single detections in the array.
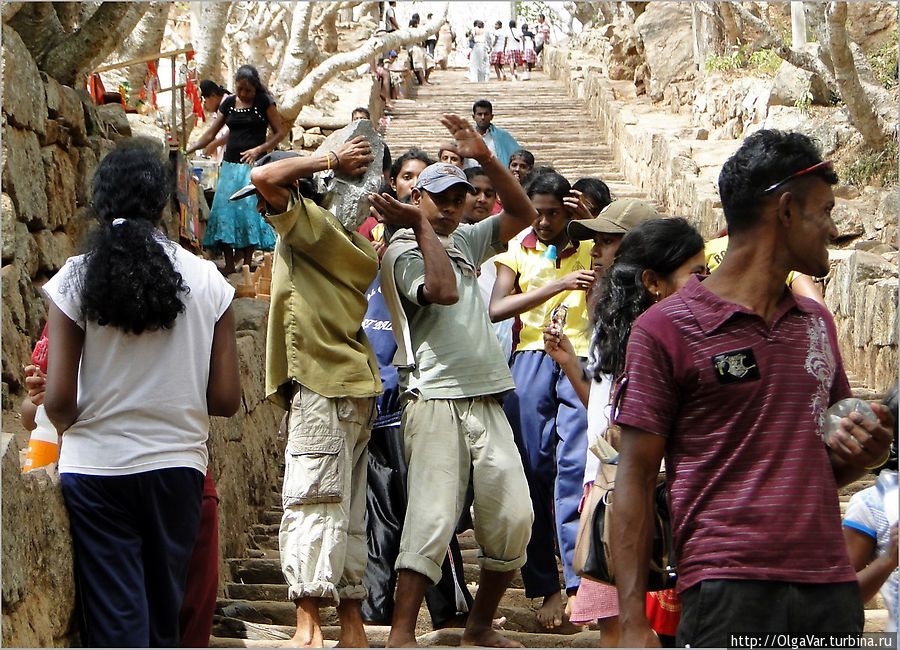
[
  {"xmin": 705, "ymin": 235, "xmax": 796, "ymax": 285},
  {"xmin": 495, "ymin": 232, "xmax": 593, "ymax": 357}
]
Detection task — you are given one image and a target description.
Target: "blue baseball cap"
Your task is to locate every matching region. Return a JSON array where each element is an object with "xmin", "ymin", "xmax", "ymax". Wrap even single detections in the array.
[{"xmin": 414, "ymin": 163, "xmax": 475, "ymax": 195}]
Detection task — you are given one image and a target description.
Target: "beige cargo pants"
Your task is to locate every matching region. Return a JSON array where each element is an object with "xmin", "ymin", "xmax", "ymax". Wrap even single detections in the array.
[{"xmin": 278, "ymin": 384, "xmax": 375, "ymax": 604}]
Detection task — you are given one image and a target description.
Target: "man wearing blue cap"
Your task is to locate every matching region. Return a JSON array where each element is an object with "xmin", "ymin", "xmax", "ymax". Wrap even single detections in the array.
[{"xmin": 372, "ymin": 114, "xmax": 538, "ymax": 648}]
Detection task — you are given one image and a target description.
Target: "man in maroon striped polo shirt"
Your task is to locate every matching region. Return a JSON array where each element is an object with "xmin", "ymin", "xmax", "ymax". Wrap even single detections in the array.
[{"xmin": 610, "ymin": 130, "xmax": 894, "ymax": 647}]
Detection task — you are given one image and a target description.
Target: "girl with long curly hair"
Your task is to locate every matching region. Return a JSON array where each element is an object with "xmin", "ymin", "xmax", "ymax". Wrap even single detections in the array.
[
  {"xmin": 544, "ymin": 217, "xmax": 706, "ymax": 646},
  {"xmin": 43, "ymin": 138, "xmax": 240, "ymax": 647}
]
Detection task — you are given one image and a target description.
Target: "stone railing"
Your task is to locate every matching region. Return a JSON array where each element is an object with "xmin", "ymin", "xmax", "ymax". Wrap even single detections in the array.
[{"xmin": 542, "ymin": 43, "xmax": 898, "ymax": 394}]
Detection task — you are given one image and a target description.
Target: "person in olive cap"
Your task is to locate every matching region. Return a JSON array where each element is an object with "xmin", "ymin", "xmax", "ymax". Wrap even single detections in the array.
[{"xmin": 567, "ymin": 198, "xmax": 660, "ymax": 280}]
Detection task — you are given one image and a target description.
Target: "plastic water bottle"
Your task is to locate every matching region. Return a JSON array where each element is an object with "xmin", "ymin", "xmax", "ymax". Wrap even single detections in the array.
[
  {"xmin": 530, "ymin": 244, "xmax": 558, "ymax": 291},
  {"xmin": 23, "ymin": 406, "xmax": 59, "ymax": 473},
  {"xmin": 822, "ymin": 397, "xmax": 877, "ymax": 444}
]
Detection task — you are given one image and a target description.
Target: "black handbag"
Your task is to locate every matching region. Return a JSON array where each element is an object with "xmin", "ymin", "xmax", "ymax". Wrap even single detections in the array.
[{"xmin": 580, "ymin": 464, "xmax": 677, "ymax": 592}]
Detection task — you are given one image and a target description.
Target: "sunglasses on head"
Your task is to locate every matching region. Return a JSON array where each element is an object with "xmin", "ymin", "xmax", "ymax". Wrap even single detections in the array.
[{"xmin": 762, "ymin": 160, "xmax": 833, "ymax": 195}]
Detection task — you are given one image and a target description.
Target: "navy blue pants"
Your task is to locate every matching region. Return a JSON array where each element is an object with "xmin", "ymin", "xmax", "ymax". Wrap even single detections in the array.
[
  {"xmin": 62, "ymin": 467, "xmax": 204, "ymax": 647},
  {"xmin": 504, "ymin": 350, "xmax": 588, "ymax": 596}
]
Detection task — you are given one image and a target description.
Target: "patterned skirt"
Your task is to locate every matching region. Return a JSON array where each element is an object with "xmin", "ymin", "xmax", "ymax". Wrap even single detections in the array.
[
  {"xmin": 489, "ymin": 50, "xmax": 503, "ymax": 66},
  {"xmin": 202, "ymin": 161, "xmax": 276, "ymax": 251},
  {"xmin": 524, "ymin": 46, "xmax": 537, "ymax": 64},
  {"xmin": 504, "ymin": 49, "xmax": 525, "ymax": 66}
]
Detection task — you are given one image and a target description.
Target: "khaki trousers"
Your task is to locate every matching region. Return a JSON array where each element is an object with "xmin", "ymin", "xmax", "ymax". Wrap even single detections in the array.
[
  {"xmin": 279, "ymin": 385, "xmax": 375, "ymax": 603},
  {"xmin": 396, "ymin": 396, "xmax": 534, "ymax": 584}
]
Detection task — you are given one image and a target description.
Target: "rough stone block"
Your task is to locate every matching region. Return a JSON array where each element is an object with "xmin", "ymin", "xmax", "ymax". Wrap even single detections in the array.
[
  {"xmin": 312, "ymin": 119, "xmax": 385, "ymax": 231},
  {"xmin": 1, "ymin": 25, "xmax": 46, "ymax": 136},
  {"xmin": 2, "ymin": 126, "xmax": 48, "ymax": 228},
  {"xmin": 41, "ymin": 145, "xmax": 77, "ymax": 231},
  {"xmin": 1, "ymin": 264, "xmax": 29, "ymax": 390},
  {"xmin": 302, "ymin": 132, "xmax": 326, "ymax": 149},
  {"xmin": 634, "ymin": 3, "xmax": 696, "ymax": 101},
  {"xmin": 33, "ymin": 230, "xmax": 72, "ymax": 276},
  {"xmin": 1, "ymin": 193, "xmax": 16, "ymax": 263},
  {"xmin": 73, "ymin": 145, "xmax": 97, "ymax": 207},
  {"xmin": 15, "ymin": 222, "xmax": 39, "ymax": 278},
  {"xmin": 41, "ymin": 72, "xmax": 63, "ymax": 119},
  {"xmin": 56, "ymin": 85, "xmax": 87, "ymax": 146},
  {"xmin": 771, "ymin": 56, "xmax": 831, "ymax": 107},
  {"xmin": 1, "ymin": 434, "xmax": 77, "ymax": 648},
  {"xmin": 95, "ymin": 103, "xmax": 132, "ymax": 140},
  {"xmin": 236, "ymin": 332, "xmax": 266, "ymax": 411}
]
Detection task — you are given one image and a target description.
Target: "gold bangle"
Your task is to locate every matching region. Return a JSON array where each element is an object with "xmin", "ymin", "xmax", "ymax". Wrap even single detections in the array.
[
  {"xmin": 864, "ymin": 448, "xmax": 892, "ymax": 471},
  {"xmin": 325, "ymin": 152, "xmax": 332, "ymax": 172}
]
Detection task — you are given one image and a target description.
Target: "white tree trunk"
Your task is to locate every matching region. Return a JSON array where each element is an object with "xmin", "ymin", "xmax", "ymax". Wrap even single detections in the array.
[
  {"xmin": 277, "ymin": 6, "xmax": 448, "ymax": 123},
  {"xmin": 190, "ymin": 1, "xmax": 232, "ymax": 82},
  {"xmin": 791, "ymin": 1, "xmax": 807, "ymax": 46},
  {"xmin": 825, "ymin": 1, "xmax": 887, "ymax": 148},
  {"xmin": 104, "ymin": 3, "xmax": 170, "ymax": 100}
]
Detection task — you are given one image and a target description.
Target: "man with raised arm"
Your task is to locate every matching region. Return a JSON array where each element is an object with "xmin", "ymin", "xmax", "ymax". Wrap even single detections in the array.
[{"xmin": 373, "ymin": 114, "xmax": 538, "ymax": 648}]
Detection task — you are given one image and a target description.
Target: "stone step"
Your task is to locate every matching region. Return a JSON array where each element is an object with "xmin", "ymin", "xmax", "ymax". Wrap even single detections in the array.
[
  {"xmin": 228, "ymin": 558, "xmax": 286, "ymax": 585},
  {"xmin": 225, "ymin": 583, "xmax": 287, "ymax": 602}
]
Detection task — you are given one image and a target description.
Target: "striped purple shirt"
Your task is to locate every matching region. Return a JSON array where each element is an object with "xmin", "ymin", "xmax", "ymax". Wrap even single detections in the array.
[{"xmin": 614, "ymin": 274, "xmax": 857, "ymax": 592}]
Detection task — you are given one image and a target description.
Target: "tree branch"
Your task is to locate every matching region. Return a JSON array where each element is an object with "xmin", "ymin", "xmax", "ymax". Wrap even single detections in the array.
[
  {"xmin": 7, "ymin": 2, "xmax": 66, "ymax": 64},
  {"xmin": 42, "ymin": 2, "xmax": 150, "ymax": 86},
  {"xmin": 274, "ymin": 2, "xmax": 317, "ymax": 89},
  {"xmin": 1, "ymin": 3, "xmax": 25, "ymax": 24},
  {"xmin": 728, "ymin": 1, "xmax": 837, "ymax": 92},
  {"xmin": 191, "ymin": 1, "xmax": 232, "ymax": 82},
  {"xmin": 825, "ymin": 1, "xmax": 888, "ymax": 148},
  {"xmin": 278, "ymin": 5, "xmax": 448, "ymax": 123}
]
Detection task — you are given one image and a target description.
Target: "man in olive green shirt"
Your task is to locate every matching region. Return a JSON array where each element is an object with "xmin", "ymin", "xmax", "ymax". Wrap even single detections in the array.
[{"xmin": 249, "ymin": 138, "xmax": 409, "ymax": 648}]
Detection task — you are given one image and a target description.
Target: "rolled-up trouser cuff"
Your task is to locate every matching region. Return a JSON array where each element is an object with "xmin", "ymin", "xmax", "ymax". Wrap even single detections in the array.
[
  {"xmin": 480, "ymin": 551, "xmax": 528, "ymax": 575},
  {"xmin": 288, "ymin": 580, "xmax": 339, "ymax": 604},
  {"xmin": 337, "ymin": 583, "xmax": 367, "ymax": 601},
  {"xmin": 395, "ymin": 550, "xmax": 443, "ymax": 585}
]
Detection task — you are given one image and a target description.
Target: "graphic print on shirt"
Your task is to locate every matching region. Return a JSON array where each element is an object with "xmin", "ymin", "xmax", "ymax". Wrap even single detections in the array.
[{"xmin": 804, "ymin": 315, "xmax": 835, "ymax": 438}]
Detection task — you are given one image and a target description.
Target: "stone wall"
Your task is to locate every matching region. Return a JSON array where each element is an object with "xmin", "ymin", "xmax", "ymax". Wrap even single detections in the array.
[
  {"xmin": 543, "ymin": 42, "xmax": 898, "ymax": 393},
  {"xmin": 1, "ymin": 25, "xmax": 287, "ymax": 646}
]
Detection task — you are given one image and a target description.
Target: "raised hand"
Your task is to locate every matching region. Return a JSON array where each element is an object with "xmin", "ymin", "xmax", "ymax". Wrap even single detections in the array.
[
  {"xmin": 334, "ymin": 136, "xmax": 374, "ymax": 177},
  {"xmin": 368, "ymin": 192, "xmax": 424, "ymax": 229},
  {"xmin": 563, "ymin": 189, "xmax": 595, "ymax": 220},
  {"xmin": 440, "ymin": 114, "xmax": 491, "ymax": 162}
]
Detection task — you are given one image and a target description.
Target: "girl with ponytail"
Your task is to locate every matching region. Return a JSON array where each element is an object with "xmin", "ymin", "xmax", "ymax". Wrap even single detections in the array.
[{"xmin": 43, "ymin": 137, "xmax": 241, "ymax": 647}]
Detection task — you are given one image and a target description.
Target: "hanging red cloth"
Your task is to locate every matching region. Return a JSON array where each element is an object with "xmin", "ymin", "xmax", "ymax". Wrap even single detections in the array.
[
  {"xmin": 88, "ymin": 74, "xmax": 107, "ymax": 105},
  {"xmin": 184, "ymin": 51, "xmax": 204, "ymax": 121}
]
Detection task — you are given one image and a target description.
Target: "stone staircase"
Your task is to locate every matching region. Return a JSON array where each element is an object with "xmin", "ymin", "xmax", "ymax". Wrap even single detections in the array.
[
  {"xmin": 384, "ymin": 69, "xmax": 649, "ymax": 203},
  {"xmin": 208, "ymin": 69, "xmax": 889, "ymax": 646}
]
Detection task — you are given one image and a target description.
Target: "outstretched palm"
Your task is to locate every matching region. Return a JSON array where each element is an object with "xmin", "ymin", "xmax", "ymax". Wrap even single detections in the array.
[{"xmin": 440, "ymin": 114, "xmax": 490, "ymax": 161}]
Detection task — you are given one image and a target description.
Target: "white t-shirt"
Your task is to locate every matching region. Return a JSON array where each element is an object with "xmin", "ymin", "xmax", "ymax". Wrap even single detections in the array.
[
  {"xmin": 584, "ymin": 373, "xmax": 613, "ymax": 486},
  {"xmin": 844, "ymin": 474, "xmax": 899, "ymax": 633},
  {"xmin": 491, "ymin": 28, "xmax": 506, "ymax": 53},
  {"xmin": 43, "ymin": 240, "xmax": 235, "ymax": 476},
  {"xmin": 505, "ymin": 27, "xmax": 523, "ymax": 52}
]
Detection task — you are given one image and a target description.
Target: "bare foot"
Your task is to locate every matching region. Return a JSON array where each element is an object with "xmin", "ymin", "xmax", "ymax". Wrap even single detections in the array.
[
  {"xmin": 385, "ymin": 633, "xmax": 419, "ymax": 648},
  {"xmin": 286, "ymin": 598, "xmax": 324, "ymax": 648},
  {"xmin": 535, "ymin": 591, "xmax": 564, "ymax": 629},
  {"xmin": 337, "ymin": 600, "xmax": 369, "ymax": 647},
  {"xmin": 461, "ymin": 627, "xmax": 524, "ymax": 648},
  {"xmin": 284, "ymin": 629, "xmax": 324, "ymax": 648},
  {"xmin": 564, "ymin": 592, "xmax": 576, "ymax": 621}
]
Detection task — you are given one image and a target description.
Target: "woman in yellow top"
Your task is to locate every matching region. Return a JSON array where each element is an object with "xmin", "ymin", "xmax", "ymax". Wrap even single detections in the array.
[{"xmin": 489, "ymin": 170, "xmax": 595, "ymax": 629}]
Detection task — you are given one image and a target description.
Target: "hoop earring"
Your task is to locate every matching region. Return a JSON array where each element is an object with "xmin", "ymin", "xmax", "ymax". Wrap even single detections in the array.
[{"xmin": 654, "ymin": 290, "xmax": 660, "ymax": 302}]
